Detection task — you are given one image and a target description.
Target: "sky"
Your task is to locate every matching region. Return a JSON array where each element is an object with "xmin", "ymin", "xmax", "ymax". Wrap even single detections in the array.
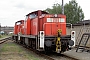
[{"xmin": 0, "ymin": 0, "xmax": 90, "ymax": 26}]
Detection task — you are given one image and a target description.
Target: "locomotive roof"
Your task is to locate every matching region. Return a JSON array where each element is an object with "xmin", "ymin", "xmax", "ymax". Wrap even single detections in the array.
[
  {"xmin": 26, "ymin": 10, "xmax": 48, "ymax": 16},
  {"xmin": 15, "ymin": 20, "xmax": 24, "ymax": 23}
]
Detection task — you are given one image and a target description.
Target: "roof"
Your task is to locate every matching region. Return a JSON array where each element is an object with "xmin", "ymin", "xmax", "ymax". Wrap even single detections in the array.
[
  {"xmin": 74, "ymin": 20, "xmax": 90, "ymax": 26},
  {"xmin": 16, "ymin": 20, "xmax": 24, "ymax": 23},
  {"xmin": 77, "ymin": 20, "xmax": 90, "ymax": 24},
  {"xmin": 66, "ymin": 20, "xmax": 90, "ymax": 27},
  {"xmin": 26, "ymin": 10, "xmax": 48, "ymax": 16}
]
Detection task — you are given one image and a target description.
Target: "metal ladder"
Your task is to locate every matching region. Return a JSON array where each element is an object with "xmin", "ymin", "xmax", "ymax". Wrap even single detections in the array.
[{"xmin": 76, "ymin": 33, "xmax": 90, "ymax": 52}]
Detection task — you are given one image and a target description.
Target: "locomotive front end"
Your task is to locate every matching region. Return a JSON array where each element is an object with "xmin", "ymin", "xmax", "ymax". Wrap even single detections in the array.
[{"xmin": 43, "ymin": 14, "xmax": 74, "ymax": 53}]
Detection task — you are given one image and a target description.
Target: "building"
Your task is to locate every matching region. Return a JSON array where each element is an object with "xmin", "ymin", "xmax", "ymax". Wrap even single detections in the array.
[
  {"xmin": 66, "ymin": 20, "xmax": 90, "ymax": 47},
  {"xmin": 0, "ymin": 26, "xmax": 14, "ymax": 34}
]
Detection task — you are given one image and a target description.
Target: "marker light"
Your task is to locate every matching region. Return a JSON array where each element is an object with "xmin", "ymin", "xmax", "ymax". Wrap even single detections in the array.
[
  {"xmin": 41, "ymin": 32, "xmax": 43, "ymax": 35},
  {"xmin": 72, "ymin": 32, "xmax": 74, "ymax": 34},
  {"xmin": 54, "ymin": 14, "xmax": 57, "ymax": 17}
]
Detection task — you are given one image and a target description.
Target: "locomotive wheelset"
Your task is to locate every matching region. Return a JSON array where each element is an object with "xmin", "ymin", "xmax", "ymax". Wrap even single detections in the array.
[{"xmin": 13, "ymin": 10, "xmax": 74, "ymax": 53}]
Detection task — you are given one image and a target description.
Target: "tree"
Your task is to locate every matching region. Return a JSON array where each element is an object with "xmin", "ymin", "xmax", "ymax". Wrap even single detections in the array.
[
  {"xmin": 45, "ymin": 3, "xmax": 62, "ymax": 14},
  {"xmin": 44, "ymin": 0, "xmax": 84, "ymax": 24},
  {"xmin": 64, "ymin": 0, "xmax": 84, "ymax": 24}
]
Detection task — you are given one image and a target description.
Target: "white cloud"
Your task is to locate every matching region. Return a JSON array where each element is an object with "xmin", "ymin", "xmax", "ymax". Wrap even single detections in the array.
[{"xmin": 0, "ymin": 0, "xmax": 90, "ymax": 26}]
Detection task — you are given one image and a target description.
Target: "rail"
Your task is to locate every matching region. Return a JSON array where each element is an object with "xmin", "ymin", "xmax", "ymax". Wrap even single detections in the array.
[{"xmin": 0, "ymin": 36, "xmax": 12, "ymax": 44}]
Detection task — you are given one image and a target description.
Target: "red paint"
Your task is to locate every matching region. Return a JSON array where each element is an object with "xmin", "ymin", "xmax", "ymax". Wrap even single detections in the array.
[
  {"xmin": 14, "ymin": 20, "xmax": 24, "ymax": 35},
  {"xmin": 24, "ymin": 17, "xmax": 31, "ymax": 35},
  {"xmin": 31, "ymin": 18, "xmax": 38, "ymax": 35},
  {"xmin": 21, "ymin": 24, "xmax": 24, "ymax": 34},
  {"xmin": 43, "ymin": 14, "xmax": 66, "ymax": 36},
  {"xmin": 44, "ymin": 23, "xmax": 51, "ymax": 35},
  {"xmin": 14, "ymin": 10, "xmax": 66, "ymax": 36},
  {"xmin": 14, "ymin": 25, "xmax": 18, "ymax": 34}
]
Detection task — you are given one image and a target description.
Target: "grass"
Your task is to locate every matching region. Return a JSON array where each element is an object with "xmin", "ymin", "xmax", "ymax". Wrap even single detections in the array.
[
  {"xmin": 0, "ymin": 43, "xmax": 23, "ymax": 53},
  {"xmin": 0, "ymin": 41, "xmax": 40, "ymax": 60},
  {"xmin": 0, "ymin": 35, "xmax": 10, "ymax": 38}
]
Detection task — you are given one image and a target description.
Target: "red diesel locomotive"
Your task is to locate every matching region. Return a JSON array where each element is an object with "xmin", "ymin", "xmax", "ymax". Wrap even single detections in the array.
[{"xmin": 13, "ymin": 10, "xmax": 74, "ymax": 53}]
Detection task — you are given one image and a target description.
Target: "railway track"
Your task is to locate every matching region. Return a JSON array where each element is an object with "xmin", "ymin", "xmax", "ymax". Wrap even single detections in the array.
[
  {"xmin": 0, "ymin": 36, "xmax": 12, "ymax": 44},
  {"xmin": 17, "ymin": 43, "xmax": 78, "ymax": 60}
]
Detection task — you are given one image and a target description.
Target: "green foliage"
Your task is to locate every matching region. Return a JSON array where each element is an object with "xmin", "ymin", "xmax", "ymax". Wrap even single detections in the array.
[
  {"xmin": 45, "ymin": 0, "xmax": 84, "ymax": 24},
  {"xmin": 45, "ymin": 3, "xmax": 62, "ymax": 14},
  {"xmin": 0, "ymin": 35, "xmax": 1, "ymax": 38},
  {"xmin": 0, "ymin": 43, "xmax": 23, "ymax": 52},
  {"xmin": 0, "ymin": 35, "xmax": 10, "ymax": 38}
]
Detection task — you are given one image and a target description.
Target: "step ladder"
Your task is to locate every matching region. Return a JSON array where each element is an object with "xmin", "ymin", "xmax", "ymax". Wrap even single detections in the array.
[{"xmin": 76, "ymin": 33, "xmax": 90, "ymax": 52}]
